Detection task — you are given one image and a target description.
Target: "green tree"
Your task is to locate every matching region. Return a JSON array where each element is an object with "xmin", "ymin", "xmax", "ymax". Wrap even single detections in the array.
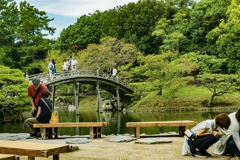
[
  {"xmin": 187, "ymin": 0, "xmax": 231, "ymax": 53},
  {"xmin": 198, "ymin": 73, "xmax": 240, "ymax": 107},
  {"xmin": 16, "ymin": 1, "xmax": 55, "ymax": 74},
  {"xmin": 59, "ymin": 13, "xmax": 102, "ymax": 52},
  {"xmin": 127, "ymin": 51, "xmax": 186, "ymax": 100},
  {"xmin": 0, "ymin": 0, "xmax": 19, "ymax": 68},
  {"xmin": 176, "ymin": 52, "xmax": 239, "ymax": 107},
  {"xmin": 78, "ymin": 37, "xmax": 139, "ymax": 75},
  {"xmin": 206, "ymin": 0, "xmax": 240, "ymax": 73},
  {"xmin": 0, "ymin": 65, "xmax": 29, "ymax": 123},
  {"xmin": 177, "ymin": 52, "xmax": 227, "ymax": 85}
]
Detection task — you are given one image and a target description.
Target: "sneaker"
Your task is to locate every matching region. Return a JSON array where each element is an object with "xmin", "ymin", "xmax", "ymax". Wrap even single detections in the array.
[
  {"xmin": 194, "ymin": 151, "xmax": 208, "ymax": 158},
  {"xmin": 27, "ymin": 134, "xmax": 36, "ymax": 139},
  {"xmin": 36, "ymin": 132, "xmax": 41, "ymax": 138},
  {"xmin": 202, "ymin": 150, "xmax": 212, "ymax": 157}
]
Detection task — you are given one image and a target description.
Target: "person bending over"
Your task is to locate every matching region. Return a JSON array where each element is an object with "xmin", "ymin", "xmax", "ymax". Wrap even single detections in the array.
[
  {"xmin": 182, "ymin": 113, "xmax": 231, "ymax": 158},
  {"xmin": 214, "ymin": 109, "xmax": 240, "ymax": 157},
  {"xmin": 23, "ymin": 90, "xmax": 52, "ymax": 139}
]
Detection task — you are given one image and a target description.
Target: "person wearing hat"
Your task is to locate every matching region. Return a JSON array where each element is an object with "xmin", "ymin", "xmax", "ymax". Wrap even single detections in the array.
[{"xmin": 28, "ymin": 78, "xmax": 48, "ymax": 117}]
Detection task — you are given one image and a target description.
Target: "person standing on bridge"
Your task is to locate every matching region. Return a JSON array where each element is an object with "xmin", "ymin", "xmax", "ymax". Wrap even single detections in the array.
[
  {"xmin": 51, "ymin": 59, "xmax": 56, "ymax": 76},
  {"xmin": 71, "ymin": 56, "xmax": 78, "ymax": 74},
  {"xmin": 28, "ymin": 78, "xmax": 48, "ymax": 117},
  {"xmin": 112, "ymin": 66, "xmax": 118, "ymax": 81},
  {"xmin": 62, "ymin": 59, "xmax": 68, "ymax": 75},
  {"xmin": 48, "ymin": 59, "xmax": 54, "ymax": 79}
]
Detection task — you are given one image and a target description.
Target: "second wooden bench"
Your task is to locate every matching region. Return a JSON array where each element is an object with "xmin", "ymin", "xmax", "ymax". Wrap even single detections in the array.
[
  {"xmin": 33, "ymin": 122, "xmax": 109, "ymax": 140},
  {"xmin": 126, "ymin": 120, "xmax": 197, "ymax": 138}
]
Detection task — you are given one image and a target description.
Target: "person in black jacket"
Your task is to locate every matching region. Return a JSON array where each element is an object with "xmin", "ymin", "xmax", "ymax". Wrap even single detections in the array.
[{"xmin": 23, "ymin": 90, "xmax": 52, "ymax": 139}]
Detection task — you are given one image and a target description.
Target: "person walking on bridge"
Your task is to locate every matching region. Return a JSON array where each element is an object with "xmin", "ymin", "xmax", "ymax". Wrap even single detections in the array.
[
  {"xmin": 71, "ymin": 56, "xmax": 78, "ymax": 74},
  {"xmin": 112, "ymin": 66, "xmax": 118, "ymax": 81},
  {"xmin": 48, "ymin": 59, "xmax": 54, "ymax": 79}
]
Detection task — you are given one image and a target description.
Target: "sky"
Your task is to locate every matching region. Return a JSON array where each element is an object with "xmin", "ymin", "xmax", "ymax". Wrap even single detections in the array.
[{"xmin": 15, "ymin": 0, "xmax": 139, "ymax": 39}]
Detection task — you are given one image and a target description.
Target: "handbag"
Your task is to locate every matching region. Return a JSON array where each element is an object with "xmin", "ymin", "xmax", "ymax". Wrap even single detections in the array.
[
  {"xmin": 184, "ymin": 129, "xmax": 196, "ymax": 140},
  {"xmin": 41, "ymin": 98, "xmax": 59, "ymax": 124}
]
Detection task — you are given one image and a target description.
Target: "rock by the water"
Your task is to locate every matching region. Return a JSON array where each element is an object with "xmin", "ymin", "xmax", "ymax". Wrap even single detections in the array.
[
  {"xmin": 106, "ymin": 135, "xmax": 136, "ymax": 143},
  {"xmin": 135, "ymin": 138, "xmax": 172, "ymax": 144},
  {"xmin": 64, "ymin": 138, "xmax": 91, "ymax": 144},
  {"xmin": 0, "ymin": 133, "xmax": 29, "ymax": 140}
]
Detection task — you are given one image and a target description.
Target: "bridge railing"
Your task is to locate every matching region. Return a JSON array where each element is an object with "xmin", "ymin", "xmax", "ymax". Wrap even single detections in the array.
[{"xmin": 26, "ymin": 70, "xmax": 130, "ymax": 87}]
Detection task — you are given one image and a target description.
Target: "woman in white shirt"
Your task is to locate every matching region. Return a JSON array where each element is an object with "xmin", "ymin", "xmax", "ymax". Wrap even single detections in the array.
[
  {"xmin": 182, "ymin": 113, "xmax": 231, "ymax": 158},
  {"xmin": 214, "ymin": 109, "xmax": 240, "ymax": 157}
]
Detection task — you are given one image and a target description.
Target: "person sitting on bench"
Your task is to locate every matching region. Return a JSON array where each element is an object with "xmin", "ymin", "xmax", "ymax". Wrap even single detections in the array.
[{"xmin": 23, "ymin": 90, "xmax": 52, "ymax": 139}]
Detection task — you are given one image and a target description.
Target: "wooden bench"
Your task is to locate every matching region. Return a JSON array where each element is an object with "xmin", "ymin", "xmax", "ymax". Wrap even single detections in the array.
[
  {"xmin": 0, "ymin": 154, "xmax": 19, "ymax": 160},
  {"xmin": 126, "ymin": 120, "xmax": 197, "ymax": 138},
  {"xmin": 0, "ymin": 140, "xmax": 71, "ymax": 160},
  {"xmin": 33, "ymin": 122, "xmax": 109, "ymax": 140}
]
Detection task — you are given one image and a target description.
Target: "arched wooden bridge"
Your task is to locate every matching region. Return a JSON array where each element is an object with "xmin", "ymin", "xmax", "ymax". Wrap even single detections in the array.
[{"xmin": 26, "ymin": 70, "xmax": 133, "ymax": 112}]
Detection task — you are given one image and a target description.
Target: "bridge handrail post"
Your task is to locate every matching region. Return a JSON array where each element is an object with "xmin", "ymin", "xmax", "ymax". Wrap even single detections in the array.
[{"xmin": 96, "ymin": 69, "xmax": 99, "ymax": 76}]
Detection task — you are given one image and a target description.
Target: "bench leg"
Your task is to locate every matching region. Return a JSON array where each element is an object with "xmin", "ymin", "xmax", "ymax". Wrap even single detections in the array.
[
  {"xmin": 54, "ymin": 127, "xmax": 58, "ymax": 138},
  {"xmin": 47, "ymin": 128, "xmax": 53, "ymax": 139},
  {"xmin": 28, "ymin": 156, "xmax": 35, "ymax": 160},
  {"xmin": 41, "ymin": 128, "xmax": 47, "ymax": 140},
  {"xmin": 53, "ymin": 154, "xmax": 59, "ymax": 160},
  {"xmin": 89, "ymin": 127, "xmax": 94, "ymax": 139},
  {"xmin": 134, "ymin": 127, "xmax": 140, "ymax": 139},
  {"xmin": 179, "ymin": 126, "xmax": 186, "ymax": 137},
  {"xmin": 93, "ymin": 127, "xmax": 102, "ymax": 138},
  {"xmin": 97, "ymin": 127, "xmax": 101, "ymax": 138}
]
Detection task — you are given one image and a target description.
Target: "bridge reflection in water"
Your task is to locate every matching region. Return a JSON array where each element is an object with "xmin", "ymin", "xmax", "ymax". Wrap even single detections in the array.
[{"xmin": 26, "ymin": 70, "xmax": 133, "ymax": 125}]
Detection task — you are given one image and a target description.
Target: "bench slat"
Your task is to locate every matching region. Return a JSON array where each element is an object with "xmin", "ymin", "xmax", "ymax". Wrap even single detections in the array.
[
  {"xmin": 126, "ymin": 120, "xmax": 197, "ymax": 127},
  {"xmin": 33, "ymin": 122, "xmax": 108, "ymax": 128},
  {"xmin": 33, "ymin": 122, "xmax": 109, "ymax": 140}
]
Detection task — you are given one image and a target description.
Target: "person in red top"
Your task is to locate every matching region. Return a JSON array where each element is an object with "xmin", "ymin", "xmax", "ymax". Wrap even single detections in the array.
[{"xmin": 28, "ymin": 78, "xmax": 48, "ymax": 117}]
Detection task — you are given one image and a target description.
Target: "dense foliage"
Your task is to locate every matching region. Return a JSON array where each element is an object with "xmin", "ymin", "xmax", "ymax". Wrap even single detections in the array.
[
  {"xmin": 58, "ymin": 0, "xmax": 239, "ymax": 74},
  {"xmin": 0, "ymin": 65, "xmax": 29, "ymax": 123},
  {"xmin": 0, "ymin": 0, "xmax": 55, "ymax": 74}
]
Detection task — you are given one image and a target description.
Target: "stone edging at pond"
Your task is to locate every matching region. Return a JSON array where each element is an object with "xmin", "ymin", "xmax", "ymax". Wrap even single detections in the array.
[{"xmin": 132, "ymin": 107, "xmax": 239, "ymax": 113}]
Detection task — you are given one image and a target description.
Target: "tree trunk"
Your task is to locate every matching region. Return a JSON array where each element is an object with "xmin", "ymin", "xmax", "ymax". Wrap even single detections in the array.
[
  {"xmin": 208, "ymin": 94, "xmax": 215, "ymax": 107},
  {"xmin": 157, "ymin": 86, "xmax": 163, "ymax": 96}
]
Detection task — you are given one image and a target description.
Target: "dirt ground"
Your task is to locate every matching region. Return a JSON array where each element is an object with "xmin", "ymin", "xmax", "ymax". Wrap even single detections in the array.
[{"xmin": 18, "ymin": 136, "xmax": 234, "ymax": 160}]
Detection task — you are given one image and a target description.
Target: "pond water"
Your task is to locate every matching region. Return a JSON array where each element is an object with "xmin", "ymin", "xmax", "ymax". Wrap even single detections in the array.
[{"xmin": 0, "ymin": 107, "xmax": 234, "ymax": 136}]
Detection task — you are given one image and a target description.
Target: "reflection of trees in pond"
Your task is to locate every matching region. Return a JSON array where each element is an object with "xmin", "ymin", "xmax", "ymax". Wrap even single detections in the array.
[
  {"xmin": 201, "ymin": 112, "xmax": 223, "ymax": 120},
  {"xmin": 1, "ymin": 108, "xmax": 235, "ymax": 136}
]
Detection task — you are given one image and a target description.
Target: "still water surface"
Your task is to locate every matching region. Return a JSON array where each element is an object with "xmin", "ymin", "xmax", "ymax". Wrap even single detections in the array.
[{"xmin": 0, "ymin": 108, "xmax": 233, "ymax": 136}]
